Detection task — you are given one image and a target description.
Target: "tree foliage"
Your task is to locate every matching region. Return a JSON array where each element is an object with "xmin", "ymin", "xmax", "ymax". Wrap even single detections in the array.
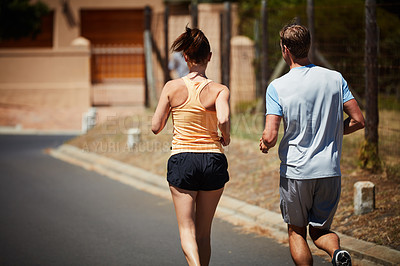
[
  {"xmin": 0, "ymin": 0, "xmax": 49, "ymax": 41},
  {"xmin": 237, "ymin": 0, "xmax": 400, "ymax": 97},
  {"xmin": 378, "ymin": 0, "xmax": 400, "ymax": 18}
]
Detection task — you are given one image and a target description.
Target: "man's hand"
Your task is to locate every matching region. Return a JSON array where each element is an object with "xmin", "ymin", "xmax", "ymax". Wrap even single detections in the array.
[
  {"xmin": 220, "ymin": 136, "xmax": 230, "ymax": 146},
  {"xmin": 260, "ymin": 114, "xmax": 281, "ymax": 154},
  {"xmin": 259, "ymin": 138, "xmax": 269, "ymax": 154}
]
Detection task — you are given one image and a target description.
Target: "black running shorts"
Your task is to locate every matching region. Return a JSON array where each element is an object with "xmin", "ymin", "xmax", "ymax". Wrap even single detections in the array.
[{"xmin": 167, "ymin": 152, "xmax": 229, "ymax": 191}]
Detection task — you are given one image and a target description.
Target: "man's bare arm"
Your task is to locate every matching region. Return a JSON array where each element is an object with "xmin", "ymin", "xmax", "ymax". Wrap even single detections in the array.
[
  {"xmin": 343, "ymin": 99, "xmax": 365, "ymax": 135},
  {"xmin": 260, "ymin": 115, "xmax": 281, "ymax": 153}
]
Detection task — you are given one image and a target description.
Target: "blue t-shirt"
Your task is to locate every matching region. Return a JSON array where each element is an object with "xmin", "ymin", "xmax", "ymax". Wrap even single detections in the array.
[{"xmin": 266, "ymin": 64, "xmax": 354, "ymax": 179}]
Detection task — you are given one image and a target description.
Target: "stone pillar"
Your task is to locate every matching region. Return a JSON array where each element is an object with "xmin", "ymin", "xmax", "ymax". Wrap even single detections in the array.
[
  {"xmin": 127, "ymin": 128, "xmax": 141, "ymax": 149},
  {"xmin": 354, "ymin": 181, "xmax": 375, "ymax": 215},
  {"xmin": 230, "ymin": 36, "xmax": 256, "ymax": 113},
  {"xmin": 82, "ymin": 107, "xmax": 97, "ymax": 133}
]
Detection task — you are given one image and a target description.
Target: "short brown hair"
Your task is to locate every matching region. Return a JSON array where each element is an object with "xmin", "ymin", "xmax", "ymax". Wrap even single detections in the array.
[
  {"xmin": 280, "ymin": 23, "xmax": 310, "ymax": 59},
  {"xmin": 171, "ymin": 26, "xmax": 210, "ymax": 64}
]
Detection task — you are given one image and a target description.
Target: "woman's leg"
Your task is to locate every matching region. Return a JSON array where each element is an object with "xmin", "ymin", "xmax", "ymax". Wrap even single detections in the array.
[
  {"xmin": 195, "ymin": 188, "xmax": 224, "ymax": 266},
  {"xmin": 169, "ymin": 185, "xmax": 200, "ymax": 266}
]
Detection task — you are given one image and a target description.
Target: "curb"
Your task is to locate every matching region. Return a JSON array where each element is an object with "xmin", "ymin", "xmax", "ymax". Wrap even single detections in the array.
[
  {"xmin": 0, "ymin": 126, "xmax": 81, "ymax": 135},
  {"xmin": 50, "ymin": 144, "xmax": 400, "ymax": 266}
]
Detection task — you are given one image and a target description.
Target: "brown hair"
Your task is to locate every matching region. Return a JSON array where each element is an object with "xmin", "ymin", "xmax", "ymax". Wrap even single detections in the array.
[
  {"xmin": 171, "ymin": 26, "xmax": 210, "ymax": 64},
  {"xmin": 280, "ymin": 23, "xmax": 310, "ymax": 59}
]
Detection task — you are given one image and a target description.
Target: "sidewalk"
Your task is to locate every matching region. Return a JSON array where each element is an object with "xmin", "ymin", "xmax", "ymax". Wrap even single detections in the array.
[
  {"xmin": 0, "ymin": 105, "xmax": 145, "ymax": 133},
  {"xmin": 50, "ymin": 144, "xmax": 400, "ymax": 266}
]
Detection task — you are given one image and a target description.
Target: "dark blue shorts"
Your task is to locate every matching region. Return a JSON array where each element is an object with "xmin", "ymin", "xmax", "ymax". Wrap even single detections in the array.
[{"xmin": 167, "ymin": 152, "xmax": 229, "ymax": 191}]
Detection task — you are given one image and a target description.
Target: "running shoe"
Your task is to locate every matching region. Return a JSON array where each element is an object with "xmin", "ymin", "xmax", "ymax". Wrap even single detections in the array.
[{"xmin": 332, "ymin": 249, "xmax": 352, "ymax": 266}]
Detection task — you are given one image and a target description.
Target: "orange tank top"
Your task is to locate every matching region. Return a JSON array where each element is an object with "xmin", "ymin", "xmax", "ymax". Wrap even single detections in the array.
[{"xmin": 170, "ymin": 76, "xmax": 223, "ymax": 155}]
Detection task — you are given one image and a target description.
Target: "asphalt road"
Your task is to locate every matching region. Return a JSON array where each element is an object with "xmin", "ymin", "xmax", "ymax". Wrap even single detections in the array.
[{"xmin": 0, "ymin": 135, "xmax": 329, "ymax": 265}]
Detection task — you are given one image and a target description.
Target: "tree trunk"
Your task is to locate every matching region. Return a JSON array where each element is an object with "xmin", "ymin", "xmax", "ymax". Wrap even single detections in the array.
[
  {"xmin": 361, "ymin": 0, "xmax": 381, "ymax": 171},
  {"xmin": 260, "ymin": 0, "xmax": 268, "ymax": 101},
  {"xmin": 164, "ymin": 5, "xmax": 170, "ymax": 83},
  {"xmin": 191, "ymin": 0, "xmax": 198, "ymax": 28},
  {"xmin": 221, "ymin": 2, "xmax": 231, "ymax": 89},
  {"xmin": 307, "ymin": 0, "xmax": 316, "ymax": 63}
]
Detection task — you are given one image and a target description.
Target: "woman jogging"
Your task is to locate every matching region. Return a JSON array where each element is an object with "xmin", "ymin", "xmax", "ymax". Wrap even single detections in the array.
[{"xmin": 151, "ymin": 26, "xmax": 230, "ymax": 266}]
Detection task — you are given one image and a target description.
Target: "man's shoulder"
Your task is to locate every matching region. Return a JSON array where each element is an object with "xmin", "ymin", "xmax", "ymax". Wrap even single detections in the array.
[
  {"xmin": 270, "ymin": 72, "xmax": 290, "ymax": 86},
  {"xmin": 269, "ymin": 70, "xmax": 298, "ymax": 92},
  {"xmin": 310, "ymin": 65, "xmax": 342, "ymax": 78},
  {"xmin": 269, "ymin": 65, "xmax": 343, "ymax": 94}
]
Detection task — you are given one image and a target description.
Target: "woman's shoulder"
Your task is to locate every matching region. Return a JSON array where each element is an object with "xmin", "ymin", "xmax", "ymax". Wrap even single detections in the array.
[
  {"xmin": 208, "ymin": 81, "xmax": 229, "ymax": 94},
  {"xmin": 161, "ymin": 78, "xmax": 188, "ymax": 102},
  {"xmin": 163, "ymin": 78, "xmax": 186, "ymax": 91},
  {"xmin": 165, "ymin": 78, "xmax": 186, "ymax": 87}
]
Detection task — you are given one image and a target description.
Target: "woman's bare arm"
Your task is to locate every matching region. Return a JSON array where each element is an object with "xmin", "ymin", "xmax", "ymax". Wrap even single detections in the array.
[
  {"xmin": 151, "ymin": 83, "xmax": 171, "ymax": 135},
  {"xmin": 215, "ymin": 86, "xmax": 230, "ymax": 146}
]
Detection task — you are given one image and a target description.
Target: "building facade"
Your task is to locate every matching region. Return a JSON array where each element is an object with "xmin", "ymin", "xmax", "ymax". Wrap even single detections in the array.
[{"xmin": 0, "ymin": 0, "xmax": 255, "ymax": 130}]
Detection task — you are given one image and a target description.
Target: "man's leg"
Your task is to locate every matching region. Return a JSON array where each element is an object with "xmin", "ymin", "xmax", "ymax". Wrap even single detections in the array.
[
  {"xmin": 309, "ymin": 226, "xmax": 339, "ymax": 259},
  {"xmin": 309, "ymin": 226, "xmax": 352, "ymax": 265},
  {"xmin": 309, "ymin": 177, "xmax": 351, "ymax": 265},
  {"xmin": 288, "ymin": 224, "xmax": 313, "ymax": 266}
]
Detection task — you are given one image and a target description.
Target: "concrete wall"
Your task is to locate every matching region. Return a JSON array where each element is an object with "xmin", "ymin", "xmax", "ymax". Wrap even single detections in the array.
[
  {"xmin": 0, "ymin": 45, "xmax": 91, "ymax": 108},
  {"xmin": 0, "ymin": 39, "xmax": 91, "ymax": 130}
]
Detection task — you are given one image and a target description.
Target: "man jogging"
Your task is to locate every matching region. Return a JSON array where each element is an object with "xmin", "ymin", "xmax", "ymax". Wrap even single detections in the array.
[{"xmin": 260, "ymin": 23, "xmax": 365, "ymax": 266}]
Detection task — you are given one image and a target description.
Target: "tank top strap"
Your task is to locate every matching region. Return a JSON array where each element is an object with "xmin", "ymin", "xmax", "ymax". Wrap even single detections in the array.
[
  {"xmin": 181, "ymin": 76, "xmax": 213, "ymax": 102},
  {"xmin": 181, "ymin": 76, "xmax": 195, "ymax": 97},
  {"xmin": 194, "ymin": 79, "xmax": 213, "ymax": 98}
]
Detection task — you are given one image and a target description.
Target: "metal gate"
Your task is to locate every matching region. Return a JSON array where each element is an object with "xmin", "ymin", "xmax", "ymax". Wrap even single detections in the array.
[
  {"xmin": 91, "ymin": 44, "xmax": 144, "ymax": 83},
  {"xmin": 80, "ymin": 9, "xmax": 145, "ymax": 106}
]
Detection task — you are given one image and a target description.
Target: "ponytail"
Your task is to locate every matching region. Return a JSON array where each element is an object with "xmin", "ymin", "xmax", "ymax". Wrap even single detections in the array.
[{"xmin": 171, "ymin": 26, "xmax": 210, "ymax": 64}]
